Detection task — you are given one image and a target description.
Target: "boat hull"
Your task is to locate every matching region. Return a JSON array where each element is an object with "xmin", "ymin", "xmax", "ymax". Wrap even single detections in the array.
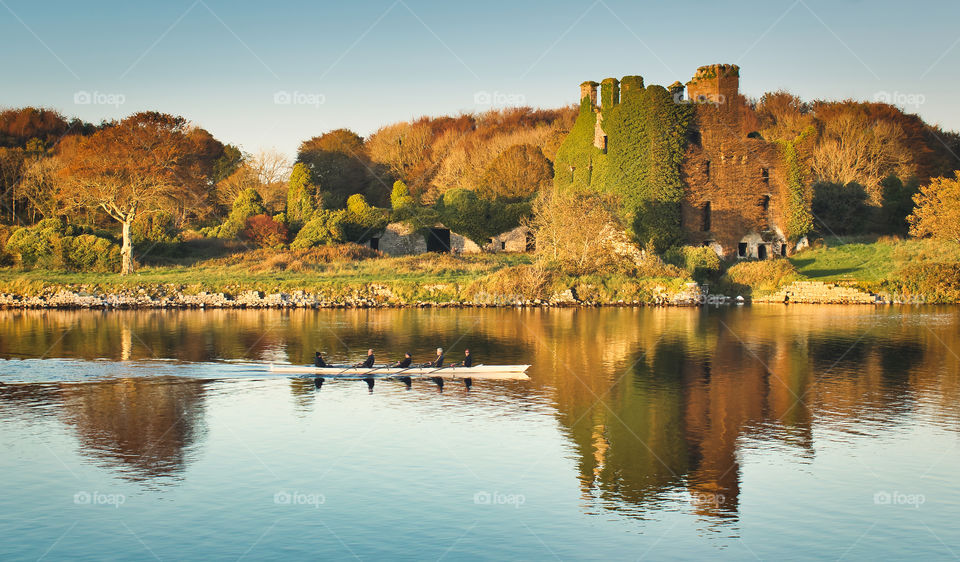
[{"xmin": 268, "ymin": 364, "xmax": 530, "ymax": 380}]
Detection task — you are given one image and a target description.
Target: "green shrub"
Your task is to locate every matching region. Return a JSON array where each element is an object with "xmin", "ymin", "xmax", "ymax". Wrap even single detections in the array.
[
  {"xmin": 888, "ymin": 262, "xmax": 960, "ymax": 303},
  {"xmin": 68, "ymin": 234, "xmax": 121, "ymax": 272},
  {"xmin": 4, "ymin": 220, "xmax": 120, "ymax": 271},
  {"xmin": 391, "ymin": 180, "xmax": 415, "ymax": 210},
  {"xmin": 343, "ymin": 194, "xmax": 389, "ymax": 243},
  {"xmin": 720, "ymin": 259, "xmax": 801, "ymax": 296},
  {"xmin": 290, "ymin": 210, "xmax": 347, "ymax": 249},
  {"xmin": 210, "ymin": 188, "xmax": 267, "ymax": 239},
  {"xmin": 663, "ymin": 245, "xmax": 721, "ymax": 282},
  {"xmin": 132, "ymin": 211, "xmax": 179, "ymax": 244},
  {"xmin": 812, "ymin": 181, "xmax": 870, "ymax": 235},
  {"xmin": 286, "ymin": 162, "xmax": 320, "ymax": 229},
  {"xmin": 438, "ymin": 188, "xmax": 530, "ymax": 247}
]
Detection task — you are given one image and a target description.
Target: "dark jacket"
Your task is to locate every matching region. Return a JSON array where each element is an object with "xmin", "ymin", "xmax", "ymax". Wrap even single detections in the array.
[
  {"xmin": 462, "ymin": 355, "xmax": 473, "ymax": 368},
  {"xmin": 396, "ymin": 357, "xmax": 412, "ymax": 368},
  {"xmin": 362, "ymin": 355, "xmax": 375, "ymax": 368},
  {"xmin": 314, "ymin": 355, "xmax": 327, "ymax": 368},
  {"xmin": 431, "ymin": 354, "xmax": 444, "ymax": 368}
]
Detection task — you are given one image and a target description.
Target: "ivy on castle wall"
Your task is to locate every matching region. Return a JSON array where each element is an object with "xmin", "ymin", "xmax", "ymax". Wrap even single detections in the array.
[
  {"xmin": 777, "ymin": 138, "xmax": 814, "ymax": 241},
  {"xmin": 601, "ymin": 85, "xmax": 694, "ymax": 252},
  {"xmin": 553, "ymin": 97, "xmax": 601, "ymax": 191}
]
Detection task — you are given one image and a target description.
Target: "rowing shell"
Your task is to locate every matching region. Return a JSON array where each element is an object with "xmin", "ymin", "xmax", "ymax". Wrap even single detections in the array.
[{"xmin": 268, "ymin": 364, "xmax": 531, "ymax": 381}]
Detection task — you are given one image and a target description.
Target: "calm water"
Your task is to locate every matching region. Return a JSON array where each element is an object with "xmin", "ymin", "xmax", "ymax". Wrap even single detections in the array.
[{"xmin": 1, "ymin": 307, "xmax": 958, "ymax": 560}]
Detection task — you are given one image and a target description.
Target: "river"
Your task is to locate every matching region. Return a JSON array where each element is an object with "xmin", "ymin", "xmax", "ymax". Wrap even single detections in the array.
[{"xmin": 1, "ymin": 307, "xmax": 958, "ymax": 560}]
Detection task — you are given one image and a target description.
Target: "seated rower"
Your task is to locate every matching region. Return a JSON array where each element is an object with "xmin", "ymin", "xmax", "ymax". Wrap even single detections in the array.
[
  {"xmin": 314, "ymin": 352, "xmax": 327, "ymax": 368},
  {"xmin": 428, "ymin": 347, "xmax": 444, "ymax": 368},
  {"xmin": 452, "ymin": 349, "xmax": 472, "ymax": 368},
  {"xmin": 357, "ymin": 349, "xmax": 375, "ymax": 368},
  {"xmin": 393, "ymin": 352, "xmax": 413, "ymax": 369}
]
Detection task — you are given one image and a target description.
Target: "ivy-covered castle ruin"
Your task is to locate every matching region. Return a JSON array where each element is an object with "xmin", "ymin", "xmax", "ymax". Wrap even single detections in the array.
[{"xmin": 555, "ymin": 63, "xmax": 813, "ymax": 259}]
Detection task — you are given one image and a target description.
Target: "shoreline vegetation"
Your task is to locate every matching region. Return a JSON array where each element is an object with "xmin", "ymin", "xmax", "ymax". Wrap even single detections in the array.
[{"xmin": 1, "ymin": 235, "xmax": 958, "ymax": 308}]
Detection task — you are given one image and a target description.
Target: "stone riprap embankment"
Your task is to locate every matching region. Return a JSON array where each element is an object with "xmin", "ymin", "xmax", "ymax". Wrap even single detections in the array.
[{"xmin": 753, "ymin": 281, "xmax": 882, "ymax": 304}]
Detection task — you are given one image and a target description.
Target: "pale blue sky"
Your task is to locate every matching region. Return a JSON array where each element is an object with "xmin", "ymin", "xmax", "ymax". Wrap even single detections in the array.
[{"xmin": 1, "ymin": 0, "xmax": 957, "ymax": 158}]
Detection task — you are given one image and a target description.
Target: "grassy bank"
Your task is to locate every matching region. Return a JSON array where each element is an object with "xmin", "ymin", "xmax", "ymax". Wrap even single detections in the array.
[
  {"xmin": 1, "ymin": 236, "xmax": 957, "ymax": 305},
  {"xmin": 0, "ymin": 248, "xmax": 692, "ymax": 305},
  {"xmin": 789, "ymin": 236, "xmax": 960, "ymax": 282}
]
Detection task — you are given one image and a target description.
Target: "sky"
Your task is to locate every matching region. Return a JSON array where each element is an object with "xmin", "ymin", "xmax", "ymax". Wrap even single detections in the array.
[{"xmin": 1, "ymin": 0, "xmax": 958, "ymax": 159}]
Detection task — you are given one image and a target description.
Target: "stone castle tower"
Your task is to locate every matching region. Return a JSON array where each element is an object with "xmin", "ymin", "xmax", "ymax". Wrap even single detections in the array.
[
  {"xmin": 564, "ymin": 63, "xmax": 798, "ymax": 260},
  {"xmin": 686, "ymin": 64, "xmax": 740, "ymax": 105}
]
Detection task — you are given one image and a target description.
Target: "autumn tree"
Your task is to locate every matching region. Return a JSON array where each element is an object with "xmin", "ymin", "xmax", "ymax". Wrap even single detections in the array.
[
  {"xmin": 908, "ymin": 172, "xmax": 960, "ymax": 244},
  {"xmin": 296, "ymin": 129, "xmax": 390, "ymax": 207},
  {"xmin": 18, "ymin": 156, "xmax": 63, "ymax": 220},
  {"xmin": 215, "ymin": 149, "xmax": 290, "ymax": 213},
  {"xmin": 479, "ymin": 144, "xmax": 552, "ymax": 200},
  {"xmin": 755, "ymin": 91, "xmax": 814, "ymax": 142},
  {"xmin": 809, "ymin": 102, "xmax": 916, "ymax": 202},
  {"xmin": 57, "ymin": 112, "xmax": 223, "ymax": 274},
  {"xmin": 530, "ymin": 188, "xmax": 635, "ymax": 274}
]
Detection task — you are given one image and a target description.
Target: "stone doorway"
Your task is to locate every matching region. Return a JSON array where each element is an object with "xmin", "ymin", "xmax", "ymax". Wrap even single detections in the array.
[{"xmin": 426, "ymin": 228, "xmax": 451, "ymax": 253}]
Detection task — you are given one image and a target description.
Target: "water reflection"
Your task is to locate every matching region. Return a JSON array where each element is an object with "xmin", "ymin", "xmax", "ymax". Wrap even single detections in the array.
[
  {"xmin": 0, "ymin": 306, "xmax": 958, "ymax": 523},
  {"xmin": 0, "ymin": 378, "xmax": 206, "ymax": 483}
]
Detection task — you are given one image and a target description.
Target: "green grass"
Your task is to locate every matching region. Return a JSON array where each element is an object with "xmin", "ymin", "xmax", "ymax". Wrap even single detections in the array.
[
  {"xmin": 789, "ymin": 235, "xmax": 960, "ymax": 282},
  {"xmin": 0, "ymin": 251, "xmax": 534, "ymax": 300}
]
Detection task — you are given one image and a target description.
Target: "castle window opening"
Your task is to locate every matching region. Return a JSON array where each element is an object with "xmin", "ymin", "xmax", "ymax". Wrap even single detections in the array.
[
  {"xmin": 601, "ymin": 135, "xmax": 608, "ymax": 154},
  {"xmin": 757, "ymin": 244, "xmax": 768, "ymax": 260},
  {"xmin": 370, "ymin": 237, "xmax": 380, "ymax": 251},
  {"xmin": 738, "ymin": 243, "xmax": 748, "ymax": 258},
  {"xmin": 704, "ymin": 160, "xmax": 711, "ymax": 178},
  {"xmin": 760, "ymin": 195, "xmax": 771, "ymax": 230},
  {"xmin": 780, "ymin": 243, "xmax": 787, "ymax": 257},
  {"xmin": 701, "ymin": 202, "xmax": 711, "ymax": 232},
  {"xmin": 761, "ymin": 167, "xmax": 769, "ymax": 184}
]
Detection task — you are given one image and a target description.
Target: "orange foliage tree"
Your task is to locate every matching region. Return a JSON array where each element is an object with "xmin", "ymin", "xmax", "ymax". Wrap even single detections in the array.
[
  {"xmin": 57, "ymin": 112, "xmax": 222, "ymax": 274},
  {"xmin": 908, "ymin": 172, "xmax": 960, "ymax": 244}
]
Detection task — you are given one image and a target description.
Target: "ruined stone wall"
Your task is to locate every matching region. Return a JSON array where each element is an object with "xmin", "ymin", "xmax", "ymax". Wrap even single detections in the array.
[
  {"xmin": 374, "ymin": 223, "xmax": 427, "ymax": 256},
  {"xmin": 484, "ymin": 226, "xmax": 532, "ymax": 252},
  {"xmin": 681, "ymin": 92, "xmax": 789, "ymax": 258}
]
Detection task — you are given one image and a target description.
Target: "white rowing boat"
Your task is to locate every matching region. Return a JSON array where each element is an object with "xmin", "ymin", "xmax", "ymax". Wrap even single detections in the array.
[{"xmin": 268, "ymin": 364, "xmax": 531, "ymax": 381}]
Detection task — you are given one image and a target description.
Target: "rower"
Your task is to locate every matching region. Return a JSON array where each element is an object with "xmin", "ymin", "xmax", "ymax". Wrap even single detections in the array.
[
  {"xmin": 393, "ymin": 352, "xmax": 413, "ymax": 369},
  {"xmin": 430, "ymin": 347, "xmax": 444, "ymax": 368},
  {"xmin": 357, "ymin": 349, "xmax": 375, "ymax": 369},
  {"xmin": 453, "ymin": 349, "xmax": 474, "ymax": 390},
  {"xmin": 452, "ymin": 349, "xmax": 472, "ymax": 368},
  {"xmin": 314, "ymin": 352, "xmax": 327, "ymax": 368}
]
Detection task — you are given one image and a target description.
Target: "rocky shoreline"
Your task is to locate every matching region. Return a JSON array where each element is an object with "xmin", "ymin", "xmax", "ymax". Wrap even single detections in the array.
[
  {"xmin": 0, "ymin": 281, "xmax": 921, "ymax": 308},
  {"xmin": 0, "ymin": 283, "xmax": 708, "ymax": 309}
]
